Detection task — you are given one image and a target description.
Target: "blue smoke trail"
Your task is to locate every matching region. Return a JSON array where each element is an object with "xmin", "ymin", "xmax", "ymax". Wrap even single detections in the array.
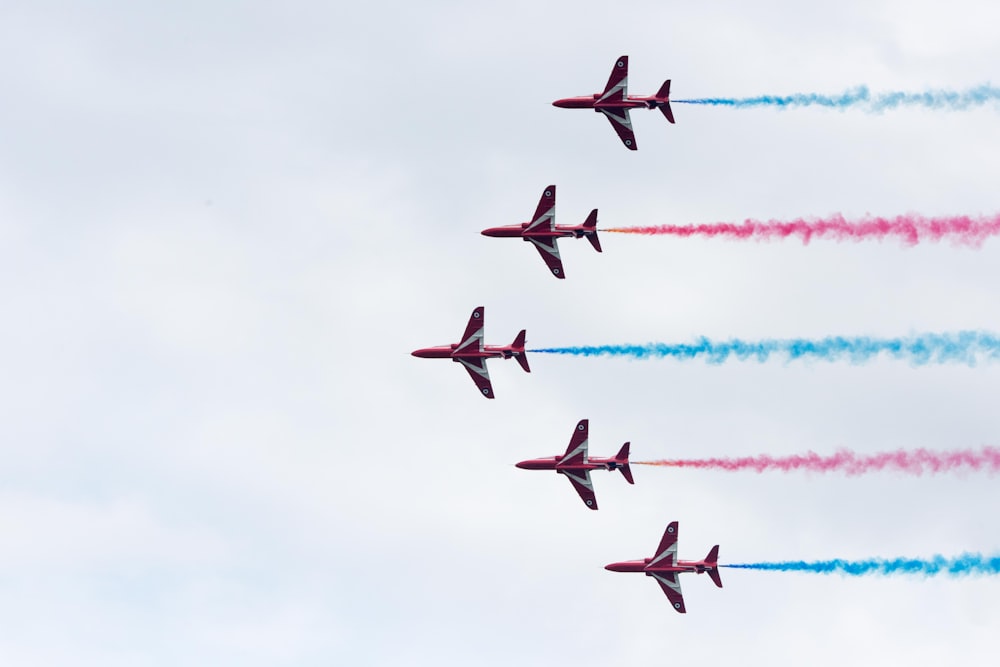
[
  {"xmin": 723, "ymin": 553, "xmax": 1000, "ymax": 577},
  {"xmin": 529, "ymin": 331, "xmax": 1000, "ymax": 365},
  {"xmin": 675, "ymin": 84, "xmax": 1000, "ymax": 112}
]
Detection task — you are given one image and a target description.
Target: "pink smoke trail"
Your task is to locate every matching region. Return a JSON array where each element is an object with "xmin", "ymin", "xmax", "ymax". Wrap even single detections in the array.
[
  {"xmin": 603, "ymin": 213, "xmax": 1000, "ymax": 246},
  {"xmin": 635, "ymin": 447, "xmax": 1000, "ymax": 475}
]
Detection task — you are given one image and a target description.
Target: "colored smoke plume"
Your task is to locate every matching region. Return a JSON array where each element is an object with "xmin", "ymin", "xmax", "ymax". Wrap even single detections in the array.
[
  {"xmin": 603, "ymin": 213, "xmax": 1000, "ymax": 247},
  {"xmin": 635, "ymin": 447, "xmax": 1000, "ymax": 475},
  {"xmin": 724, "ymin": 554, "xmax": 1000, "ymax": 577},
  {"xmin": 530, "ymin": 332, "xmax": 1000, "ymax": 365},
  {"xmin": 674, "ymin": 85, "xmax": 1000, "ymax": 111}
]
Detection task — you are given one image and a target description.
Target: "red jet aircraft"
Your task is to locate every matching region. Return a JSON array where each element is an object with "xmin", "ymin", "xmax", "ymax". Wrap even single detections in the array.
[
  {"xmin": 605, "ymin": 521, "xmax": 722, "ymax": 613},
  {"xmin": 553, "ymin": 55, "xmax": 674, "ymax": 150},
  {"xmin": 481, "ymin": 185, "xmax": 601, "ymax": 279},
  {"xmin": 515, "ymin": 419, "xmax": 632, "ymax": 510},
  {"xmin": 411, "ymin": 306, "xmax": 529, "ymax": 399}
]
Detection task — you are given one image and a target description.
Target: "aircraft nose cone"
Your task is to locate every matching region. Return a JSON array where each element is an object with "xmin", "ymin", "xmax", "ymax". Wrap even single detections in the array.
[
  {"xmin": 552, "ymin": 99, "xmax": 568, "ymax": 108},
  {"xmin": 411, "ymin": 349, "xmax": 428, "ymax": 358},
  {"xmin": 515, "ymin": 460, "xmax": 529, "ymax": 469},
  {"xmin": 604, "ymin": 561, "xmax": 635, "ymax": 573}
]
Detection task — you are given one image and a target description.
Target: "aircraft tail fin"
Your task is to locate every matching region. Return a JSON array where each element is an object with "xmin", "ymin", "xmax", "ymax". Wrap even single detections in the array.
[
  {"xmin": 705, "ymin": 545, "xmax": 723, "ymax": 588},
  {"xmin": 582, "ymin": 209, "xmax": 602, "ymax": 252},
  {"xmin": 615, "ymin": 442, "xmax": 634, "ymax": 484},
  {"xmin": 512, "ymin": 330, "xmax": 530, "ymax": 373},
  {"xmin": 657, "ymin": 80, "xmax": 675, "ymax": 124}
]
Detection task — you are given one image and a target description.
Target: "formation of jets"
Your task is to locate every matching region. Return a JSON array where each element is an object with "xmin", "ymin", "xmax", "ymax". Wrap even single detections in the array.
[
  {"xmin": 413, "ymin": 57, "xmax": 726, "ymax": 614},
  {"xmin": 481, "ymin": 57, "xmax": 677, "ymax": 276}
]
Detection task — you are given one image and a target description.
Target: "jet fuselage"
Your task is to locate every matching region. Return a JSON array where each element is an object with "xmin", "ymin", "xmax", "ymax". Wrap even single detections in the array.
[
  {"xmin": 515, "ymin": 455, "xmax": 626, "ymax": 473},
  {"xmin": 480, "ymin": 222, "xmax": 594, "ymax": 240},
  {"xmin": 552, "ymin": 94, "xmax": 669, "ymax": 110},
  {"xmin": 604, "ymin": 558, "xmax": 718, "ymax": 576},
  {"xmin": 410, "ymin": 343, "xmax": 521, "ymax": 361}
]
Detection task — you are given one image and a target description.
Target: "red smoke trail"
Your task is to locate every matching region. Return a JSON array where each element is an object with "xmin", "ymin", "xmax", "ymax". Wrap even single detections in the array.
[
  {"xmin": 635, "ymin": 447, "xmax": 1000, "ymax": 475},
  {"xmin": 604, "ymin": 214, "xmax": 1000, "ymax": 246}
]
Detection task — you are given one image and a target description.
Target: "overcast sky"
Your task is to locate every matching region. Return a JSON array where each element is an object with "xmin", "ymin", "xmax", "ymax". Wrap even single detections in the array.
[{"xmin": 2, "ymin": 1, "xmax": 1000, "ymax": 665}]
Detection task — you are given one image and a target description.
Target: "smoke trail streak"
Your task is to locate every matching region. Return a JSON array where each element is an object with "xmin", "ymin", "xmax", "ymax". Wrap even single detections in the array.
[
  {"xmin": 529, "ymin": 332, "xmax": 1000, "ymax": 366},
  {"xmin": 635, "ymin": 447, "xmax": 1000, "ymax": 475},
  {"xmin": 723, "ymin": 553, "xmax": 1000, "ymax": 576},
  {"xmin": 603, "ymin": 213, "xmax": 1000, "ymax": 247},
  {"xmin": 674, "ymin": 84, "xmax": 1000, "ymax": 111}
]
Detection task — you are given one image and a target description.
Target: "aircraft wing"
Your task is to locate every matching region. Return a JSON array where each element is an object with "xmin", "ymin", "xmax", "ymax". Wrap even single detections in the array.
[
  {"xmin": 525, "ymin": 185, "xmax": 556, "ymax": 233},
  {"xmin": 456, "ymin": 356, "xmax": 494, "ymax": 399},
  {"xmin": 599, "ymin": 55, "xmax": 628, "ymax": 103},
  {"xmin": 600, "ymin": 108, "xmax": 637, "ymax": 150},
  {"xmin": 650, "ymin": 572, "xmax": 687, "ymax": 613},
  {"xmin": 560, "ymin": 469, "xmax": 598, "ymax": 510},
  {"xmin": 559, "ymin": 419, "xmax": 589, "ymax": 465},
  {"xmin": 455, "ymin": 306, "xmax": 485, "ymax": 355},
  {"xmin": 527, "ymin": 236, "xmax": 565, "ymax": 279},
  {"xmin": 649, "ymin": 521, "xmax": 679, "ymax": 568}
]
